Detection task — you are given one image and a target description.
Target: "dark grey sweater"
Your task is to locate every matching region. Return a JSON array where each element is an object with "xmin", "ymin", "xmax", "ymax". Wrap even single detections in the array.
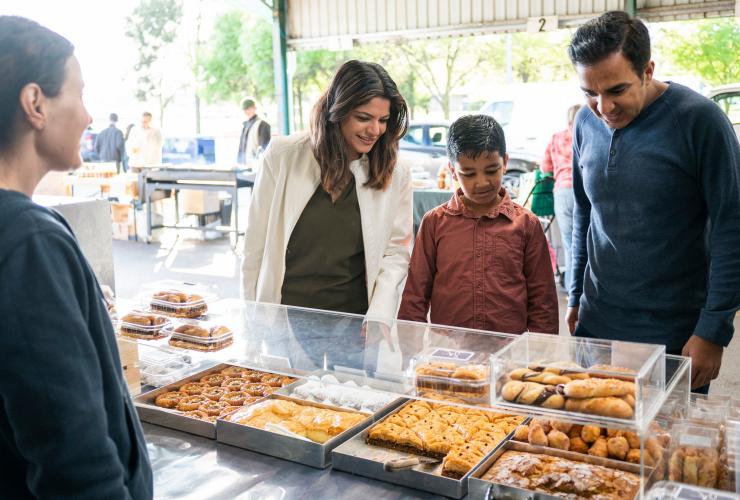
[
  {"xmin": 0, "ymin": 190, "xmax": 152, "ymax": 499},
  {"xmin": 570, "ymin": 82, "xmax": 740, "ymax": 351}
]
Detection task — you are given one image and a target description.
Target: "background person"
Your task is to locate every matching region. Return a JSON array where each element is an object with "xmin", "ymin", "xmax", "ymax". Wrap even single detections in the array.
[
  {"xmin": 0, "ymin": 15, "xmax": 152, "ymax": 498},
  {"xmin": 236, "ymin": 96, "xmax": 271, "ymax": 164},
  {"xmin": 566, "ymin": 11, "xmax": 740, "ymax": 391},
  {"xmin": 94, "ymin": 112, "xmax": 125, "ymax": 172},
  {"xmin": 241, "ymin": 60, "xmax": 412, "ymax": 323},
  {"xmin": 541, "ymin": 104, "xmax": 581, "ymax": 290},
  {"xmin": 127, "ymin": 111, "xmax": 162, "ymax": 167}
]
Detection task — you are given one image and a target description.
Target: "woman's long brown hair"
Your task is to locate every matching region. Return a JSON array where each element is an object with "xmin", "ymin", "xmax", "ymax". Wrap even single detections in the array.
[{"xmin": 309, "ymin": 60, "xmax": 408, "ymax": 195}]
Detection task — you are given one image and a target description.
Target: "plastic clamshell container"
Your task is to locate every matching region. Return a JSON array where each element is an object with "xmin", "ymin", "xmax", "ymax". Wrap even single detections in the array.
[
  {"xmin": 492, "ymin": 332, "xmax": 666, "ymax": 425},
  {"xmin": 119, "ymin": 310, "xmax": 172, "ymax": 339},
  {"xmin": 646, "ymin": 480, "xmax": 739, "ymax": 499},
  {"xmin": 410, "ymin": 347, "xmax": 491, "ymax": 404},
  {"xmin": 140, "ymin": 360, "xmax": 193, "ymax": 387},
  {"xmin": 165, "ymin": 320, "xmax": 234, "ymax": 352},
  {"xmin": 149, "ymin": 289, "xmax": 208, "ymax": 318}
]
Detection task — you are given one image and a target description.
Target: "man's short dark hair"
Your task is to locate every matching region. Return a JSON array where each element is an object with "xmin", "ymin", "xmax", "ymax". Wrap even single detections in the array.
[
  {"xmin": 568, "ymin": 11, "xmax": 651, "ymax": 77},
  {"xmin": 241, "ymin": 97, "xmax": 256, "ymax": 110},
  {"xmin": 447, "ymin": 114, "xmax": 506, "ymax": 164},
  {"xmin": 142, "ymin": 111, "xmax": 152, "ymax": 118},
  {"xmin": 109, "ymin": 113, "xmax": 118, "ymax": 122}
]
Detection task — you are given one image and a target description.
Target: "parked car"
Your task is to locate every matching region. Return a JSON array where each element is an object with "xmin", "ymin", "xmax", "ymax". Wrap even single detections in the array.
[
  {"xmin": 399, "ymin": 120, "xmax": 539, "ymax": 197},
  {"xmin": 80, "ymin": 129, "xmax": 98, "ymax": 162},
  {"xmin": 706, "ymin": 83, "xmax": 740, "ymax": 140},
  {"xmin": 162, "ymin": 136, "xmax": 216, "ymax": 165}
]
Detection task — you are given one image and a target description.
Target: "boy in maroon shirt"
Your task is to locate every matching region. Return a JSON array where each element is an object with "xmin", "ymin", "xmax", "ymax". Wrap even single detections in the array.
[{"xmin": 398, "ymin": 115, "xmax": 558, "ymax": 334}]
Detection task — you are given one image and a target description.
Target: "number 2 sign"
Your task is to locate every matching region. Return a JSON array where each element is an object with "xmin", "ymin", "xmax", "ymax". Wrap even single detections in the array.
[{"xmin": 526, "ymin": 15, "xmax": 559, "ymax": 33}]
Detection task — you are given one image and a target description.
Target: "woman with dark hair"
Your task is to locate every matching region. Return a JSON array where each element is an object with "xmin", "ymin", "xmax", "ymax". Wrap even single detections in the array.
[
  {"xmin": 0, "ymin": 16, "xmax": 152, "ymax": 498},
  {"xmin": 242, "ymin": 60, "xmax": 412, "ymax": 321}
]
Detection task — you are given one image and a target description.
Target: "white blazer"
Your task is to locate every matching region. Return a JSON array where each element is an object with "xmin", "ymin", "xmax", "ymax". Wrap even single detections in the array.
[{"xmin": 241, "ymin": 132, "xmax": 413, "ymax": 322}]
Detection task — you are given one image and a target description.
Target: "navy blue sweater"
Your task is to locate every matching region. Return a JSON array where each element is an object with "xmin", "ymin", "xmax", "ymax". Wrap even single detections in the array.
[
  {"xmin": 570, "ymin": 83, "xmax": 740, "ymax": 351},
  {"xmin": 0, "ymin": 190, "xmax": 152, "ymax": 499}
]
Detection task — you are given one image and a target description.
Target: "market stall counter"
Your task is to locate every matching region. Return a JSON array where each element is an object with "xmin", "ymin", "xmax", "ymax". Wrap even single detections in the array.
[{"xmin": 111, "ymin": 285, "xmax": 736, "ymax": 499}]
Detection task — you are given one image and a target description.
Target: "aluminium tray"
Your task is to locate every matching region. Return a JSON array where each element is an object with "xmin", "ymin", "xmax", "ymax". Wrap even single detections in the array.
[
  {"xmin": 331, "ymin": 399, "xmax": 523, "ymax": 499},
  {"xmin": 467, "ymin": 440, "xmax": 653, "ymax": 500},
  {"xmin": 134, "ymin": 362, "xmax": 301, "ymax": 439},
  {"xmin": 216, "ymin": 394, "xmax": 383, "ymax": 469}
]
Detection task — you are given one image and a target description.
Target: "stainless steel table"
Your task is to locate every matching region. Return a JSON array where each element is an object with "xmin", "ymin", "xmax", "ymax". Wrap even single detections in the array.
[
  {"xmin": 139, "ymin": 165, "xmax": 257, "ymax": 243},
  {"xmin": 143, "ymin": 423, "xmax": 442, "ymax": 499}
]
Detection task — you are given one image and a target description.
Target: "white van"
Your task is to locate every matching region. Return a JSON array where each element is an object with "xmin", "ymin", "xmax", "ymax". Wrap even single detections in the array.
[{"xmin": 479, "ymin": 81, "xmax": 585, "ymax": 162}]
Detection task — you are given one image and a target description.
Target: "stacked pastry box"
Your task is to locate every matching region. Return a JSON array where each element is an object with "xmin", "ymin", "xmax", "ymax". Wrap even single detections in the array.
[
  {"xmin": 463, "ymin": 332, "xmax": 690, "ymax": 500},
  {"xmin": 117, "ymin": 287, "xmax": 234, "ymax": 353},
  {"xmin": 332, "ymin": 339, "xmax": 526, "ymax": 499}
]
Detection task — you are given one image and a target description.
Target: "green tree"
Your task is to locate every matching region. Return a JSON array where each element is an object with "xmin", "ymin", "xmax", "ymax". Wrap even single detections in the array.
[
  {"xmin": 200, "ymin": 11, "xmax": 275, "ymax": 104},
  {"xmin": 511, "ymin": 31, "xmax": 573, "ymax": 83},
  {"xmin": 658, "ymin": 18, "xmax": 740, "ymax": 86},
  {"xmin": 291, "ymin": 50, "xmax": 348, "ymax": 129},
  {"xmin": 125, "ymin": 0, "xmax": 183, "ymax": 125}
]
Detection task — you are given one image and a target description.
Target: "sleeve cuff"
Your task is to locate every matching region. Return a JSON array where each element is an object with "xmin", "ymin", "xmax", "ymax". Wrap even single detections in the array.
[
  {"xmin": 693, "ymin": 308, "xmax": 736, "ymax": 347},
  {"xmin": 567, "ymin": 294, "xmax": 581, "ymax": 308}
]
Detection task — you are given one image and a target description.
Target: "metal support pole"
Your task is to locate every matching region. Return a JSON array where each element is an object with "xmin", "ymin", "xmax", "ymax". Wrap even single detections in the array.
[
  {"xmin": 626, "ymin": 0, "xmax": 637, "ymax": 17},
  {"xmin": 272, "ymin": 0, "xmax": 290, "ymax": 135}
]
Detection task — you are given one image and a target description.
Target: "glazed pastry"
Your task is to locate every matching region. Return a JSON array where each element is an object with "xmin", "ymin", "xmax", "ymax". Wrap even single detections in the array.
[
  {"xmin": 482, "ymin": 450, "xmax": 640, "ymax": 500},
  {"xmin": 581, "ymin": 425, "xmax": 602, "ymax": 443},
  {"xmin": 588, "ymin": 437, "xmax": 609, "ymax": 458},
  {"xmin": 241, "ymin": 370, "xmax": 264, "ymax": 382},
  {"xmin": 570, "ymin": 437, "xmax": 590, "ymax": 454},
  {"xmin": 154, "ymin": 391, "xmax": 183, "ymax": 408},
  {"xmin": 623, "ymin": 431, "xmax": 640, "ymax": 449},
  {"xmin": 547, "ymin": 429, "xmax": 570, "ymax": 450},
  {"xmin": 451, "ymin": 364, "xmax": 487, "ymax": 380},
  {"xmin": 626, "ymin": 448, "xmax": 641, "ymax": 463},
  {"xmin": 550, "ymin": 420, "xmax": 572, "ymax": 434},
  {"xmin": 509, "ymin": 368, "xmax": 572, "ymax": 385},
  {"xmin": 121, "ymin": 311, "xmax": 167, "ymax": 327},
  {"xmin": 174, "ymin": 324, "xmax": 210, "ymax": 337},
  {"xmin": 528, "ymin": 360, "xmax": 590, "ymax": 380},
  {"xmin": 202, "ymin": 386, "xmax": 227, "ymax": 401},
  {"xmin": 415, "ymin": 361, "xmax": 457, "ymax": 377},
  {"xmin": 565, "ymin": 397, "xmax": 634, "ymax": 418},
  {"xmin": 151, "ymin": 290, "xmax": 207, "ymax": 317},
  {"xmin": 528, "ymin": 425, "xmax": 549, "ymax": 447},
  {"xmin": 568, "ymin": 424, "xmax": 583, "ymax": 438},
  {"xmin": 260, "ymin": 374, "xmax": 283, "ymax": 387},
  {"xmin": 199, "ymin": 400, "xmax": 229, "ymax": 416},
  {"xmin": 501, "ymin": 380, "xmax": 564, "ymax": 409},
  {"xmin": 220, "ymin": 391, "xmax": 249, "ymax": 406},
  {"xmin": 221, "ymin": 378, "xmax": 247, "ymax": 391},
  {"xmin": 531, "ymin": 418, "xmax": 551, "ymax": 434},
  {"xmin": 176, "ymin": 395, "xmax": 208, "ymax": 411},
  {"xmin": 179, "ymin": 382, "xmax": 207, "ymax": 396},
  {"xmin": 563, "ymin": 378, "xmax": 636, "ymax": 399},
  {"xmin": 169, "ymin": 336, "xmax": 233, "ymax": 352},
  {"xmin": 606, "ymin": 428, "xmax": 619, "ymax": 438},
  {"xmin": 200, "ymin": 373, "xmax": 226, "ymax": 387},
  {"xmin": 243, "ymin": 383, "xmax": 271, "ymax": 397},
  {"xmin": 513, "ymin": 425, "xmax": 529, "ymax": 442},
  {"xmin": 221, "ymin": 366, "xmax": 248, "ymax": 378},
  {"xmin": 607, "ymin": 436, "xmax": 629, "ymax": 460}
]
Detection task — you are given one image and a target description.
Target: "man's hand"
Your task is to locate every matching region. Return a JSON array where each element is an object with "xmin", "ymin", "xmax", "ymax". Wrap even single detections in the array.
[
  {"xmin": 682, "ymin": 335, "xmax": 723, "ymax": 390},
  {"xmin": 565, "ymin": 306, "xmax": 579, "ymax": 334}
]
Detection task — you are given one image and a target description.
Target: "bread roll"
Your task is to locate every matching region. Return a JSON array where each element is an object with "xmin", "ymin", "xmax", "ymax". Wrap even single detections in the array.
[
  {"xmin": 564, "ymin": 397, "xmax": 634, "ymax": 418},
  {"xmin": 570, "ymin": 437, "xmax": 590, "ymax": 454},
  {"xmin": 550, "ymin": 420, "xmax": 572, "ymax": 434},
  {"xmin": 563, "ymin": 378, "xmax": 636, "ymax": 399},
  {"xmin": 588, "ymin": 437, "xmax": 608, "ymax": 458},
  {"xmin": 581, "ymin": 425, "xmax": 602, "ymax": 443},
  {"xmin": 568, "ymin": 424, "xmax": 583, "ymax": 438},
  {"xmin": 626, "ymin": 448, "xmax": 641, "ymax": 463},
  {"xmin": 528, "ymin": 425, "xmax": 549, "ymax": 447},
  {"xmin": 623, "ymin": 431, "xmax": 640, "ymax": 449},
  {"xmin": 547, "ymin": 429, "xmax": 570, "ymax": 450},
  {"xmin": 607, "ymin": 436, "xmax": 629, "ymax": 460},
  {"xmin": 513, "ymin": 425, "xmax": 529, "ymax": 442}
]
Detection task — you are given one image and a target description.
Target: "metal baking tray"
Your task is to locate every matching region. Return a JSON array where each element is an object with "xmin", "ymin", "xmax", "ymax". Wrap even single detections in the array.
[
  {"xmin": 216, "ymin": 394, "xmax": 377, "ymax": 469},
  {"xmin": 275, "ymin": 369, "xmax": 405, "ymax": 419},
  {"xmin": 467, "ymin": 440, "xmax": 653, "ymax": 500},
  {"xmin": 134, "ymin": 362, "xmax": 301, "ymax": 439},
  {"xmin": 330, "ymin": 399, "xmax": 521, "ymax": 499}
]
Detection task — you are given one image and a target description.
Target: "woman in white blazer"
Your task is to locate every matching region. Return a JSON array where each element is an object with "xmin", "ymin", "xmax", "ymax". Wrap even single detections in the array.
[{"xmin": 241, "ymin": 60, "xmax": 412, "ymax": 323}]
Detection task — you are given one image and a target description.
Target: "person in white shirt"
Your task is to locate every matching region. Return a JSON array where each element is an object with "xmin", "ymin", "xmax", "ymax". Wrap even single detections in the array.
[{"xmin": 127, "ymin": 111, "xmax": 163, "ymax": 167}]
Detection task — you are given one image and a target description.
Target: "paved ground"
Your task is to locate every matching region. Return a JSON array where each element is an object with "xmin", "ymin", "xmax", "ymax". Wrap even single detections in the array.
[{"xmin": 113, "ymin": 233, "xmax": 740, "ymax": 396}]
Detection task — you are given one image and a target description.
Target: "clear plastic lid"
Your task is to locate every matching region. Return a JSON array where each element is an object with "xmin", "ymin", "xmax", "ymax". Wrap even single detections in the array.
[
  {"xmin": 150, "ymin": 289, "xmax": 208, "ymax": 317},
  {"xmin": 410, "ymin": 347, "xmax": 490, "ymax": 383},
  {"xmin": 671, "ymin": 421, "xmax": 721, "ymax": 452},
  {"xmin": 119, "ymin": 310, "xmax": 172, "ymax": 336}
]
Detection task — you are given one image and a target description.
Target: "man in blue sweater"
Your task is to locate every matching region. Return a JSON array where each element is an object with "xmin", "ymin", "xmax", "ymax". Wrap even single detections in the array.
[{"xmin": 566, "ymin": 11, "xmax": 740, "ymax": 390}]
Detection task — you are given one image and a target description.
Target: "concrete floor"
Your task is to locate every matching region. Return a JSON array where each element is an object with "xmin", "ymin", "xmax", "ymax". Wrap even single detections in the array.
[{"xmin": 113, "ymin": 233, "xmax": 740, "ymax": 396}]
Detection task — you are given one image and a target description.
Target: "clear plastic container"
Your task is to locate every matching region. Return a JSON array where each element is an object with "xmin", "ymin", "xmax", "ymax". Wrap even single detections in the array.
[
  {"xmin": 119, "ymin": 310, "xmax": 171, "ymax": 340},
  {"xmin": 165, "ymin": 320, "xmax": 234, "ymax": 352},
  {"xmin": 646, "ymin": 480, "xmax": 739, "ymax": 499},
  {"xmin": 667, "ymin": 422, "xmax": 722, "ymax": 489},
  {"xmin": 492, "ymin": 332, "xmax": 666, "ymax": 424},
  {"xmin": 409, "ymin": 347, "xmax": 490, "ymax": 404},
  {"xmin": 140, "ymin": 359, "xmax": 193, "ymax": 387},
  {"xmin": 150, "ymin": 289, "xmax": 208, "ymax": 318}
]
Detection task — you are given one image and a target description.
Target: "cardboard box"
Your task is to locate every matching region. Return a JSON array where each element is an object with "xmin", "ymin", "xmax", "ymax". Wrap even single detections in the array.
[
  {"xmin": 116, "ymin": 337, "xmax": 141, "ymax": 395},
  {"xmin": 108, "ymin": 174, "xmax": 139, "ymax": 201},
  {"xmin": 180, "ymin": 190, "xmax": 219, "ymax": 215},
  {"xmin": 110, "ymin": 202, "xmax": 131, "ymax": 223},
  {"xmin": 111, "ymin": 221, "xmax": 135, "ymax": 241}
]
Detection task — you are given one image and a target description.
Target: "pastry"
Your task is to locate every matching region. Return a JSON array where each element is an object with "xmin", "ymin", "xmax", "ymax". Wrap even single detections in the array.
[
  {"xmin": 260, "ymin": 374, "xmax": 284, "ymax": 387},
  {"xmin": 589, "ymin": 364, "xmax": 637, "ymax": 381},
  {"xmin": 565, "ymin": 397, "xmax": 634, "ymax": 418},
  {"xmin": 179, "ymin": 382, "xmax": 207, "ymax": 396},
  {"xmin": 199, "ymin": 400, "xmax": 229, "ymax": 416},
  {"xmin": 221, "ymin": 378, "xmax": 247, "ymax": 392},
  {"xmin": 607, "ymin": 436, "xmax": 629, "ymax": 460},
  {"xmin": 181, "ymin": 410, "xmax": 212, "ymax": 421},
  {"xmin": 501, "ymin": 380, "xmax": 565, "ymax": 409},
  {"xmin": 509, "ymin": 368, "xmax": 571, "ymax": 385},
  {"xmin": 415, "ymin": 361, "xmax": 489, "ymax": 399},
  {"xmin": 168, "ymin": 336, "xmax": 233, "ymax": 352},
  {"xmin": 243, "ymin": 383, "xmax": 271, "ymax": 397},
  {"xmin": 176, "ymin": 395, "xmax": 208, "ymax": 411},
  {"xmin": 151, "ymin": 289, "xmax": 207, "ymax": 317},
  {"xmin": 550, "ymin": 420, "xmax": 572, "ymax": 434},
  {"xmin": 528, "ymin": 425, "xmax": 549, "ymax": 446},
  {"xmin": 547, "ymin": 429, "xmax": 570, "ymax": 450},
  {"xmin": 528, "ymin": 360, "xmax": 591, "ymax": 379},
  {"xmin": 202, "ymin": 386, "xmax": 227, "ymax": 401},
  {"xmin": 589, "ymin": 436, "xmax": 609, "ymax": 458},
  {"xmin": 120, "ymin": 312, "xmax": 168, "ymax": 338},
  {"xmin": 221, "ymin": 391, "xmax": 249, "ymax": 406},
  {"xmin": 200, "ymin": 373, "xmax": 226, "ymax": 387},
  {"xmin": 154, "ymin": 391, "xmax": 183, "ymax": 409},
  {"xmin": 513, "ymin": 425, "xmax": 529, "ymax": 442},
  {"xmin": 626, "ymin": 448, "xmax": 641, "ymax": 463},
  {"xmin": 581, "ymin": 425, "xmax": 603, "ymax": 443},
  {"xmin": 563, "ymin": 378, "xmax": 636, "ymax": 399},
  {"xmin": 571, "ymin": 436, "xmax": 590, "ymax": 454},
  {"xmin": 482, "ymin": 450, "xmax": 640, "ymax": 500},
  {"xmin": 221, "ymin": 366, "xmax": 249, "ymax": 378}
]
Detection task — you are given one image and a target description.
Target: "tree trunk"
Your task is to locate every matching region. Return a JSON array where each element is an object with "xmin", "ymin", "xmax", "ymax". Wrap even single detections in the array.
[{"xmin": 195, "ymin": 94, "xmax": 201, "ymax": 135}]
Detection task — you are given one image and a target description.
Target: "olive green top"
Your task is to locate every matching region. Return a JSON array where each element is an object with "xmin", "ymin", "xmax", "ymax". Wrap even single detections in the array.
[{"xmin": 281, "ymin": 177, "xmax": 368, "ymax": 314}]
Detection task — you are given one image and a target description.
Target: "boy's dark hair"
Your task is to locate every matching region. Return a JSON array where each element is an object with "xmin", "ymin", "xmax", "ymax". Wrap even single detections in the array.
[
  {"xmin": 447, "ymin": 114, "xmax": 506, "ymax": 164},
  {"xmin": 568, "ymin": 11, "xmax": 651, "ymax": 78},
  {"xmin": 0, "ymin": 16, "xmax": 74, "ymax": 150}
]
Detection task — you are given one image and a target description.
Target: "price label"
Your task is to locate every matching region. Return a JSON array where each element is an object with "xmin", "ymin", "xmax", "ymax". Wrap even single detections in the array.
[
  {"xmin": 526, "ymin": 16, "xmax": 559, "ymax": 33},
  {"xmin": 679, "ymin": 434, "xmax": 712, "ymax": 448},
  {"xmin": 430, "ymin": 348, "xmax": 475, "ymax": 361}
]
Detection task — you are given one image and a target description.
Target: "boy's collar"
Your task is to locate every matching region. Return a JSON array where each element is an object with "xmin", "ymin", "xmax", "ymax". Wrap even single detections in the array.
[{"xmin": 444, "ymin": 188, "xmax": 516, "ymax": 220}]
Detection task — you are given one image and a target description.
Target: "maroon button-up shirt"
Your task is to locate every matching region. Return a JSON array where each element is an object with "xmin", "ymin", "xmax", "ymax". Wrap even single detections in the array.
[{"xmin": 398, "ymin": 188, "xmax": 559, "ymax": 334}]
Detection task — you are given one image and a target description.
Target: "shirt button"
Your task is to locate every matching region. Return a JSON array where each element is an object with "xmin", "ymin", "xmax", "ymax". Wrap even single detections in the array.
[{"xmin": 609, "ymin": 149, "xmax": 616, "ymax": 156}]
